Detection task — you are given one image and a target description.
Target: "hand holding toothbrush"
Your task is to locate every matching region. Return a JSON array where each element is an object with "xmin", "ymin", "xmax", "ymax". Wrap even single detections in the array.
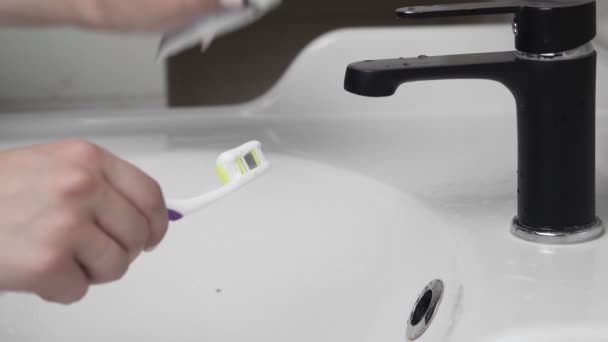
[
  {"xmin": 0, "ymin": 139, "xmax": 268, "ymax": 304},
  {"xmin": 0, "ymin": 140, "xmax": 168, "ymax": 304}
]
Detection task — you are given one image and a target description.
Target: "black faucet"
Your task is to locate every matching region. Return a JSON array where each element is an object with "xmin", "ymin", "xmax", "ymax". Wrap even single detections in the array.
[{"xmin": 344, "ymin": 0, "xmax": 603, "ymax": 244}]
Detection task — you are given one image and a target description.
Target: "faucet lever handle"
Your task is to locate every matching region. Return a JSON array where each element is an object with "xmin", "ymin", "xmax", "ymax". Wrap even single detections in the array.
[
  {"xmin": 396, "ymin": 1, "xmax": 521, "ymax": 18},
  {"xmin": 396, "ymin": 0, "xmax": 596, "ymax": 55}
]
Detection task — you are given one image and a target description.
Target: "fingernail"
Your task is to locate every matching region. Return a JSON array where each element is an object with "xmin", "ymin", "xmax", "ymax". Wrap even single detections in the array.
[{"xmin": 220, "ymin": 0, "xmax": 246, "ymax": 8}]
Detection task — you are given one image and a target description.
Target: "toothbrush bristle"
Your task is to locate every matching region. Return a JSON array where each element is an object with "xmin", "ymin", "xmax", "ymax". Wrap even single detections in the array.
[{"xmin": 244, "ymin": 152, "xmax": 258, "ymax": 170}]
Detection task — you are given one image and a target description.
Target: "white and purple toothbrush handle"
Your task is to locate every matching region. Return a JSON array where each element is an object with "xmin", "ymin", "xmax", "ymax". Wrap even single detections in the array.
[
  {"xmin": 168, "ymin": 209, "xmax": 184, "ymax": 222},
  {"xmin": 166, "ymin": 185, "xmax": 236, "ymax": 222}
]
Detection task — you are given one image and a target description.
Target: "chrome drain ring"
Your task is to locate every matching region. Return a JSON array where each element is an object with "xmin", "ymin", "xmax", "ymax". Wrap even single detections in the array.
[{"xmin": 406, "ymin": 279, "xmax": 444, "ymax": 340}]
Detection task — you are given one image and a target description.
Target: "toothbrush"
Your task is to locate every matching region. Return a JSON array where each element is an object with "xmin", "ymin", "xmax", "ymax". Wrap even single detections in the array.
[{"xmin": 166, "ymin": 141, "xmax": 270, "ymax": 221}]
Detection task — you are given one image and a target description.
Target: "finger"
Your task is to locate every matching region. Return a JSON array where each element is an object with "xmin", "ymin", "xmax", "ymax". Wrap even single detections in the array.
[
  {"xmin": 216, "ymin": 0, "xmax": 249, "ymax": 8},
  {"xmin": 207, "ymin": 0, "xmax": 246, "ymax": 10},
  {"xmin": 32, "ymin": 252, "xmax": 89, "ymax": 305},
  {"xmin": 99, "ymin": 152, "xmax": 168, "ymax": 250},
  {"xmin": 72, "ymin": 222, "xmax": 131, "ymax": 285},
  {"xmin": 0, "ymin": 240, "xmax": 88, "ymax": 302},
  {"xmin": 173, "ymin": 0, "xmax": 245, "ymax": 16},
  {"xmin": 88, "ymin": 0, "xmax": 243, "ymax": 32},
  {"xmin": 94, "ymin": 181, "xmax": 150, "ymax": 261},
  {"xmin": 44, "ymin": 140, "xmax": 169, "ymax": 251},
  {"xmin": 151, "ymin": 0, "xmax": 246, "ymax": 31}
]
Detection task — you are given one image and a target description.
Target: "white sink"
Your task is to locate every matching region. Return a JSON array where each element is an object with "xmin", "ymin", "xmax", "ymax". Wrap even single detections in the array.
[
  {"xmin": 0, "ymin": 144, "xmax": 461, "ymax": 342},
  {"xmin": 0, "ymin": 22, "xmax": 607, "ymax": 341}
]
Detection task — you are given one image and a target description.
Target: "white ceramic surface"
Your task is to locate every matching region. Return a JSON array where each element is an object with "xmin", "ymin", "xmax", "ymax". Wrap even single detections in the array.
[
  {"xmin": 597, "ymin": 1, "xmax": 608, "ymax": 50},
  {"xmin": 0, "ymin": 22, "xmax": 607, "ymax": 342}
]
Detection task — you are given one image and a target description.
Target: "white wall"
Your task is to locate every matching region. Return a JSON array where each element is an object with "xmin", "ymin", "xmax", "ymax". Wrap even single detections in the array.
[{"xmin": 0, "ymin": 28, "xmax": 165, "ymax": 112}]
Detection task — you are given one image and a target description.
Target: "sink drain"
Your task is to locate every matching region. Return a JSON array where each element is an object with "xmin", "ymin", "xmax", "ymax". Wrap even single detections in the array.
[{"xmin": 406, "ymin": 279, "xmax": 444, "ymax": 340}]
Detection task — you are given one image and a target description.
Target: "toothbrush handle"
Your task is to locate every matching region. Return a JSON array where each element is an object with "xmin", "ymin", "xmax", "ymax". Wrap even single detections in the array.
[
  {"xmin": 166, "ymin": 185, "xmax": 236, "ymax": 222},
  {"xmin": 166, "ymin": 164, "xmax": 269, "ymax": 223}
]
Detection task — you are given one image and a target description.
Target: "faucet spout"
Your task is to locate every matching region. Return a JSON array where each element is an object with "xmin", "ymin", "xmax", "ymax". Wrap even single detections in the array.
[{"xmin": 345, "ymin": 52, "xmax": 519, "ymax": 97}]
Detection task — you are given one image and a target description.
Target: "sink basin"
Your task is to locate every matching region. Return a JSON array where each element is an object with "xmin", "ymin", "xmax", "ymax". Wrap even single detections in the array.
[
  {"xmin": 0, "ymin": 143, "xmax": 461, "ymax": 342},
  {"xmin": 0, "ymin": 23, "xmax": 607, "ymax": 341},
  {"xmin": 482, "ymin": 324, "xmax": 608, "ymax": 342}
]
